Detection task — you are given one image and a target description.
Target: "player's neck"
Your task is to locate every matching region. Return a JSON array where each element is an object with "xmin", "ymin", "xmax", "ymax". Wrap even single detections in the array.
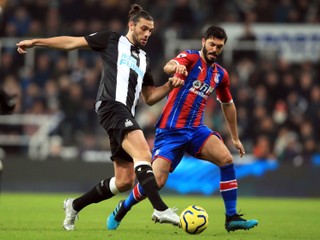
[
  {"xmin": 200, "ymin": 51, "xmax": 215, "ymax": 67},
  {"xmin": 125, "ymin": 34, "xmax": 138, "ymax": 47}
]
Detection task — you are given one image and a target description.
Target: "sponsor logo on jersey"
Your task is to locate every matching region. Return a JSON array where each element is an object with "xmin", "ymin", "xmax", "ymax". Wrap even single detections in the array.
[
  {"xmin": 189, "ymin": 80, "xmax": 214, "ymax": 99},
  {"xmin": 125, "ymin": 119, "xmax": 133, "ymax": 127},
  {"xmin": 119, "ymin": 53, "xmax": 144, "ymax": 78}
]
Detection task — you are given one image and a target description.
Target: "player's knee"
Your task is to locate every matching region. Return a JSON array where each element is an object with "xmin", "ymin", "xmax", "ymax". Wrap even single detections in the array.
[
  {"xmin": 218, "ymin": 153, "xmax": 233, "ymax": 166},
  {"xmin": 133, "ymin": 151, "xmax": 152, "ymax": 163},
  {"xmin": 155, "ymin": 177, "xmax": 166, "ymax": 189},
  {"xmin": 141, "ymin": 151, "xmax": 152, "ymax": 161},
  {"xmin": 137, "ymin": 140, "xmax": 152, "ymax": 159},
  {"xmin": 154, "ymin": 171, "xmax": 168, "ymax": 189},
  {"xmin": 119, "ymin": 182, "xmax": 134, "ymax": 192},
  {"xmin": 116, "ymin": 176, "xmax": 135, "ymax": 192}
]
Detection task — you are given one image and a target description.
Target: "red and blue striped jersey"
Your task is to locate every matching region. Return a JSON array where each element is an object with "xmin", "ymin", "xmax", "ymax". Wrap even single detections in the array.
[{"xmin": 156, "ymin": 50, "xmax": 233, "ymax": 129}]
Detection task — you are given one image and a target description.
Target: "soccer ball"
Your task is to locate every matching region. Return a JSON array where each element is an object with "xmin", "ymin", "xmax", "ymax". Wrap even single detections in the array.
[{"xmin": 180, "ymin": 205, "xmax": 209, "ymax": 234}]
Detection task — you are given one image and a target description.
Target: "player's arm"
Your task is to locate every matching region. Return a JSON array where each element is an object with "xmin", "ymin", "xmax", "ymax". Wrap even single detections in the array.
[
  {"xmin": 221, "ymin": 102, "xmax": 245, "ymax": 157},
  {"xmin": 16, "ymin": 36, "xmax": 89, "ymax": 54},
  {"xmin": 163, "ymin": 60, "xmax": 188, "ymax": 77},
  {"xmin": 141, "ymin": 76, "xmax": 184, "ymax": 106}
]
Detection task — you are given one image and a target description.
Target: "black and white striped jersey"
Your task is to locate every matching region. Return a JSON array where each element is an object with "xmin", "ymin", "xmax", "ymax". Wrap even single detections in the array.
[{"xmin": 85, "ymin": 30, "xmax": 155, "ymax": 116}]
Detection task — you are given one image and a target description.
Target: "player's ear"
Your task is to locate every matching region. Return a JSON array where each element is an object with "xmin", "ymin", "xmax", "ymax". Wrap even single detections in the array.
[
  {"xmin": 128, "ymin": 21, "xmax": 135, "ymax": 31},
  {"xmin": 201, "ymin": 38, "xmax": 205, "ymax": 47}
]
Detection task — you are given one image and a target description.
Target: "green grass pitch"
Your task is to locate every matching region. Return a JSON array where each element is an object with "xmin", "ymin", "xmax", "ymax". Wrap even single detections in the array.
[{"xmin": 0, "ymin": 193, "xmax": 319, "ymax": 240}]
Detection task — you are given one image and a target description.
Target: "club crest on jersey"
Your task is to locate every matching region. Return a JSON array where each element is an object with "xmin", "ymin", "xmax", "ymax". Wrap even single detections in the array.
[
  {"xmin": 214, "ymin": 73, "xmax": 220, "ymax": 83},
  {"xmin": 189, "ymin": 80, "xmax": 214, "ymax": 99},
  {"xmin": 125, "ymin": 119, "xmax": 133, "ymax": 127}
]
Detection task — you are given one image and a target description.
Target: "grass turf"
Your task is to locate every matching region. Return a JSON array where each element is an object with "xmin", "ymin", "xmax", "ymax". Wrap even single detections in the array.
[{"xmin": 0, "ymin": 193, "xmax": 319, "ymax": 240}]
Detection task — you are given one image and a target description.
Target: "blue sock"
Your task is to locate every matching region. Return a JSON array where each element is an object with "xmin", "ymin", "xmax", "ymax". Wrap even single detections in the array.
[
  {"xmin": 219, "ymin": 164, "xmax": 238, "ymax": 216},
  {"xmin": 123, "ymin": 183, "xmax": 146, "ymax": 210}
]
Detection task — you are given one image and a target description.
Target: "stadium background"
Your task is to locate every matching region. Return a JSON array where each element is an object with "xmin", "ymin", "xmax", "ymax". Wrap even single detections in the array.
[{"xmin": 0, "ymin": 0, "xmax": 319, "ymax": 197}]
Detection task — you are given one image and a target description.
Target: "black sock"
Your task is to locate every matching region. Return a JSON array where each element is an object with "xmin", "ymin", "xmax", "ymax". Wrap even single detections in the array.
[
  {"xmin": 73, "ymin": 178, "xmax": 114, "ymax": 212},
  {"xmin": 114, "ymin": 201, "xmax": 130, "ymax": 221},
  {"xmin": 134, "ymin": 164, "xmax": 167, "ymax": 211}
]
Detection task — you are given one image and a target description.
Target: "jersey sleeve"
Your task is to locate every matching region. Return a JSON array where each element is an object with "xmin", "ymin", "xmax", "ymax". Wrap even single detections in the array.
[
  {"xmin": 84, "ymin": 30, "xmax": 114, "ymax": 51},
  {"xmin": 215, "ymin": 70, "xmax": 233, "ymax": 103},
  {"xmin": 142, "ymin": 64, "xmax": 155, "ymax": 87},
  {"xmin": 172, "ymin": 51, "xmax": 193, "ymax": 67},
  {"xmin": 171, "ymin": 50, "xmax": 197, "ymax": 80}
]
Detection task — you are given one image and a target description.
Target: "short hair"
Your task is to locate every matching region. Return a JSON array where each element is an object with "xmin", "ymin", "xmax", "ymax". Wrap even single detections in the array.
[
  {"xmin": 203, "ymin": 26, "xmax": 228, "ymax": 43},
  {"xmin": 128, "ymin": 4, "xmax": 153, "ymax": 23}
]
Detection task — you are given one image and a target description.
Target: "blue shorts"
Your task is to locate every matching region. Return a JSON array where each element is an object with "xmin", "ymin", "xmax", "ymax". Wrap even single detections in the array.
[{"xmin": 152, "ymin": 126, "xmax": 222, "ymax": 172}]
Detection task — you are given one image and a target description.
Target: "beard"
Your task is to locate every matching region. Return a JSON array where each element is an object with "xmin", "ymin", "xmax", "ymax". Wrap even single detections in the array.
[
  {"xmin": 203, "ymin": 45, "xmax": 217, "ymax": 65},
  {"xmin": 132, "ymin": 32, "xmax": 142, "ymax": 47},
  {"xmin": 132, "ymin": 29, "xmax": 148, "ymax": 48}
]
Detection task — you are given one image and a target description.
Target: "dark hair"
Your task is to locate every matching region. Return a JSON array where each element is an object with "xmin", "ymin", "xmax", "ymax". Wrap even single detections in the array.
[
  {"xmin": 128, "ymin": 4, "xmax": 153, "ymax": 23},
  {"xmin": 203, "ymin": 26, "xmax": 228, "ymax": 43}
]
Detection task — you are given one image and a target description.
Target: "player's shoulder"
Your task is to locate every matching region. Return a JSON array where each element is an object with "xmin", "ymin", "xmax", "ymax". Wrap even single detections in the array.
[
  {"xmin": 185, "ymin": 49, "xmax": 199, "ymax": 55},
  {"xmin": 88, "ymin": 30, "xmax": 114, "ymax": 36},
  {"xmin": 86, "ymin": 30, "xmax": 120, "ymax": 41},
  {"xmin": 109, "ymin": 31, "xmax": 122, "ymax": 39},
  {"xmin": 176, "ymin": 50, "xmax": 199, "ymax": 59},
  {"xmin": 214, "ymin": 62, "xmax": 228, "ymax": 75}
]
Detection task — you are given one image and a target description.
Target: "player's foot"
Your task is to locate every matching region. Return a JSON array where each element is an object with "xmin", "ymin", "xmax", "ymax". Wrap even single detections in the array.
[
  {"xmin": 152, "ymin": 207, "xmax": 180, "ymax": 227},
  {"xmin": 225, "ymin": 213, "xmax": 258, "ymax": 232},
  {"xmin": 63, "ymin": 198, "xmax": 78, "ymax": 231},
  {"xmin": 107, "ymin": 200, "xmax": 129, "ymax": 230}
]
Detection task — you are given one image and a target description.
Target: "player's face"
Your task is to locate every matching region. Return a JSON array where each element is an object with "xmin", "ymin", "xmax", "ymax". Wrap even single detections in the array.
[
  {"xmin": 130, "ymin": 18, "xmax": 154, "ymax": 47},
  {"xmin": 202, "ymin": 37, "xmax": 225, "ymax": 65}
]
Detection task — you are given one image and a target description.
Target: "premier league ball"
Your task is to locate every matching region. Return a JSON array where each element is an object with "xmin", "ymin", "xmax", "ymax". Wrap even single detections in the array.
[{"xmin": 180, "ymin": 205, "xmax": 209, "ymax": 234}]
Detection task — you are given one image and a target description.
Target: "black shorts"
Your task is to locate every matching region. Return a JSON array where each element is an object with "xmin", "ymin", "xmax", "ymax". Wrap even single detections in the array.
[{"xmin": 97, "ymin": 101, "xmax": 141, "ymax": 162}]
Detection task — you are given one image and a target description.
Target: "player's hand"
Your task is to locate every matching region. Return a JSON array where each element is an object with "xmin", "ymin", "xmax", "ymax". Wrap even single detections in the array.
[
  {"xmin": 169, "ymin": 76, "xmax": 184, "ymax": 88},
  {"xmin": 232, "ymin": 138, "xmax": 245, "ymax": 158},
  {"xmin": 16, "ymin": 40, "xmax": 34, "ymax": 54},
  {"xmin": 172, "ymin": 65, "xmax": 188, "ymax": 77}
]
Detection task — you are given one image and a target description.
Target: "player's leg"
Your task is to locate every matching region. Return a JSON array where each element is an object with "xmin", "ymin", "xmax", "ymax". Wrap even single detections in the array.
[
  {"xmin": 122, "ymin": 129, "xmax": 168, "ymax": 210},
  {"xmin": 107, "ymin": 158, "xmax": 171, "ymax": 230},
  {"xmin": 73, "ymin": 159, "xmax": 134, "ymax": 211},
  {"xmin": 196, "ymin": 128, "xmax": 258, "ymax": 231},
  {"xmin": 63, "ymin": 159, "xmax": 135, "ymax": 231},
  {"xmin": 107, "ymin": 183, "xmax": 145, "ymax": 230},
  {"xmin": 121, "ymin": 129, "xmax": 180, "ymax": 226},
  {"xmin": 108, "ymin": 128, "xmax": 186, "ymax": 230},
  {"xmin": 199, "ymin": 133, "xmax": 237, "ymax": 215},
  {"xmin": 63, "ymin": 100, "xmax": 137, "ymax": 231}
]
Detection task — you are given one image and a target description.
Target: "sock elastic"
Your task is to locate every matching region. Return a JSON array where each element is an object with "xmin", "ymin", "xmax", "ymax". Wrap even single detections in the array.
[
  {"xmin": 73, "ymin": 178, "xmax": 114, "ymax": 212},
  {"xmin": 134, "ymin": 161, "xmax": 167, "ymax": 211},
  {"xmin": 219, "ymin": 164, "xmax": 238, "ymax": 216},
  {"xmin": 109, "ymin": 176, "xmax": 120, "ymax": 195}
]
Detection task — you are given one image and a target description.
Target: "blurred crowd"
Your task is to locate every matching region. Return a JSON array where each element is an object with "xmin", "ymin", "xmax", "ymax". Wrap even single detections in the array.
[{"xmin": 0, "ymin": 0, "xmax": 319, "ymax": 164}]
